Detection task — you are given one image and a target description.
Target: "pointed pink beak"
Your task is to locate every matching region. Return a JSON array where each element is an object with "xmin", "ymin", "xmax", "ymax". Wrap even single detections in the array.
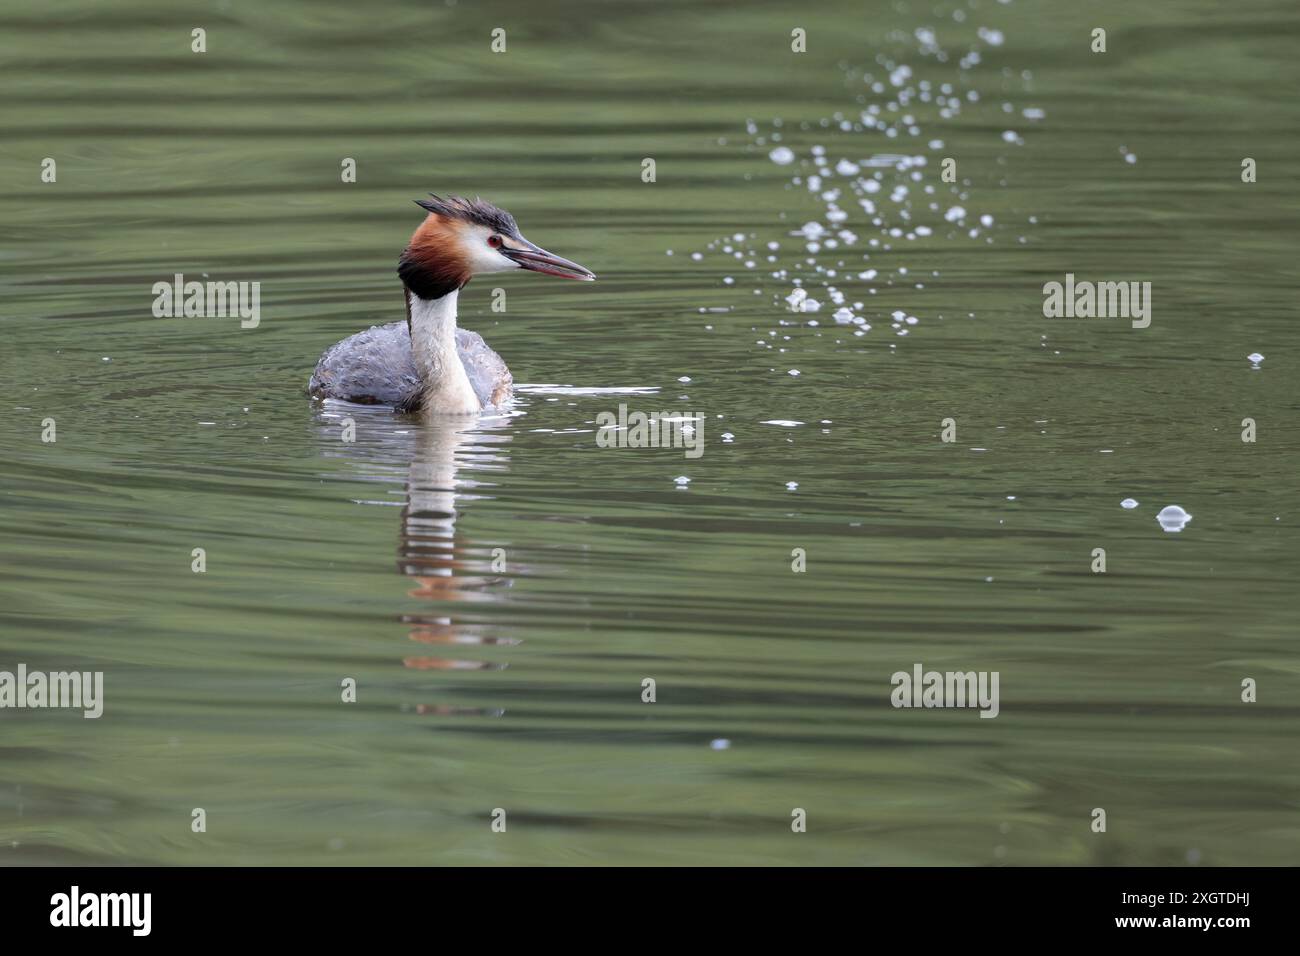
[{"xmin": 505, "ymin": 238, "xmax": 596, "ymax": 281}]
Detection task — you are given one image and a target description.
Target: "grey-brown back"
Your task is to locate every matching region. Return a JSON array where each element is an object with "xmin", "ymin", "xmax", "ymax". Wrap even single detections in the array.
[{"xmin": 307, "ymin": 321, "xmax": 512, "ymax": 411}]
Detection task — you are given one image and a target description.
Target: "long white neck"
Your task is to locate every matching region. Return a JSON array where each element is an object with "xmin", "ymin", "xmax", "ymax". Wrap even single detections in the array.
[{"xmin": 407, "ymin": 290, "xmax": 481, "ymax": 415}]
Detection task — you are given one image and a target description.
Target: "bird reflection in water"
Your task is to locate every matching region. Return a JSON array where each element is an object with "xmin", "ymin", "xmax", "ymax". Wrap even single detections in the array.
[{"xmin": 316, "ymin": 405, "xmax": 517, "ymax": 716}]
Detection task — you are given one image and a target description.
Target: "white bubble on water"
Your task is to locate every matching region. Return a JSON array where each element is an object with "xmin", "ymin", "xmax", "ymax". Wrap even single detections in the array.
[
  {"xmin": 1121, "ymin": 498, "xmax": 1139, "ymax": 510},
  {"xmin": 769, "ymin": 146, "xmax": 796, "ymax": 165},
  {"xmin": 1156, "ymin": 505, "xmax": 1193, "ymax": 533}
]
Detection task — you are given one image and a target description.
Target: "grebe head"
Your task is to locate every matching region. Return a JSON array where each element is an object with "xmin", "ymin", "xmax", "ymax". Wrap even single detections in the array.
[{"xmin": 398, "ymin": 194, "xmax": 595, "ymax": 300}]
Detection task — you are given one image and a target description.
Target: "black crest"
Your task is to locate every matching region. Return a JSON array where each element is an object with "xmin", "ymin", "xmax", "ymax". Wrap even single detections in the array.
[{"xmin": 414, "ymin": 194, "xmax": 520, "ymax": 237}]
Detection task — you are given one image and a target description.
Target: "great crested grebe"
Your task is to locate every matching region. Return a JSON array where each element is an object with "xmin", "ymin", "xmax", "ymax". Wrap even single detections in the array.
[{"xmin": 309, "ymin": 194, "xmax": 595, "ymax": 415}]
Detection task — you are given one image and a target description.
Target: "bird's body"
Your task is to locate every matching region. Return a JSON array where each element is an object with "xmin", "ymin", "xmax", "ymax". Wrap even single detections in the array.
[
  {"xmin": 308, "ymin": 194, "xmax": 594, "ymax": 416},
  {"xmin": 308, "ymin": 319, "xmax": 512, "ymax": 413}
]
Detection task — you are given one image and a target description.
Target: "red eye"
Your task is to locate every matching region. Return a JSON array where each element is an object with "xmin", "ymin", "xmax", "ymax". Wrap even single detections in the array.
[{"xmin": 488, "ymin": 235, "xmax": 502, "ymax": 248}]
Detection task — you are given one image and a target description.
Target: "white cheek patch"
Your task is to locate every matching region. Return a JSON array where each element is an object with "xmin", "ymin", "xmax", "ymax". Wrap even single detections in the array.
[{"xmin": 463, "ymin": 225, "xmax": 521, "ymax": 274}]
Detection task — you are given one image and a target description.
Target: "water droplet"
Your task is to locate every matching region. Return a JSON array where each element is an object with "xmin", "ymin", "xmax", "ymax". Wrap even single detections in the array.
[{"xmin": 1156, "ymin": 505, "xmax": 1192, "ymax": 533}]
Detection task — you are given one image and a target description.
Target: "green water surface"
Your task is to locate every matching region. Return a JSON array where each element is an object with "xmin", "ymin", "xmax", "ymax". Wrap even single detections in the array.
[{"xmin": 1, "ymin": 0, "xmax": 1298, "ymax": 865}]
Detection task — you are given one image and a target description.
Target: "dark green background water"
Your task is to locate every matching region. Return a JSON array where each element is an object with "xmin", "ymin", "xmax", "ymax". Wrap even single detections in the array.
[{"xmin": 2, "ymin": 0, "xmax": 1297, "ymax": 865}]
